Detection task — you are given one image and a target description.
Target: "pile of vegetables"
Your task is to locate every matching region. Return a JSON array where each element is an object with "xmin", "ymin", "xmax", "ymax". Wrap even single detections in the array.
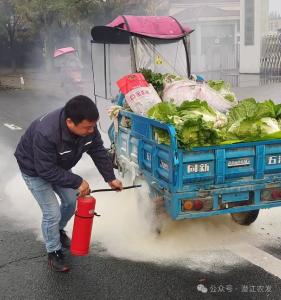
[
  {"xmin": 114, "ymin": 69, "xmax": 281, "ymax": 149},
  {"xmin": 140, "ymin": 68, "xmax": 237, "ymax": 104},
  {"xmin": 147, "ymin": 98, "xmax": 281, "ymax": 149}
]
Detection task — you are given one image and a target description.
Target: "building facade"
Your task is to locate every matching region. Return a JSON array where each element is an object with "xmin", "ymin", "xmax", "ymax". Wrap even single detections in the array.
[
  {"xmin": 269, "ymin": 12, "xmax": 281, "ymax": 32},
  {"xmin": 171, "ymin": 0, "xmax": 269, "ymax": 75},
  {"xmin": 239, "ymin": 0, "xmax": 269, "ymax": 73},
  {"xmin": 171, "ymin": 0, "xmax": 240, "ymax": 74}
]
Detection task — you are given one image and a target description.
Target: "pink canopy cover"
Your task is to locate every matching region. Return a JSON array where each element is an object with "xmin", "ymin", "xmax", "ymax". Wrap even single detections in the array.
[{"xmin": 106, "ymin": 15, "xmax": 192, "ymax": 39}]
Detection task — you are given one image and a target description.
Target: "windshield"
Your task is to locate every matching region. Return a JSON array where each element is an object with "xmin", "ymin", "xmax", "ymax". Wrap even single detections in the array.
[{"xmin": 131, "ymin": 36, "xmax": 189, "ymax": 77}]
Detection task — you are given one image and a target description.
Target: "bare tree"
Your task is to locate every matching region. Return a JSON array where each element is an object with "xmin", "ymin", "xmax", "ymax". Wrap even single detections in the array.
[{"xmin": 0, "ymin": 0, "xmax": 23, "ymax": 71}]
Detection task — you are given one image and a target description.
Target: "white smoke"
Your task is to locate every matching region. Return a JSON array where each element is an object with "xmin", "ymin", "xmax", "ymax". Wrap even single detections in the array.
[{"xmin": 3, "ymin": 143, "xmax": 281, "ymax": 273}]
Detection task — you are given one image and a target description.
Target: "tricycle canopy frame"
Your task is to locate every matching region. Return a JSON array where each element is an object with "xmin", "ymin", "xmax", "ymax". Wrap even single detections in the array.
[{"xmin": 90, "ymin": 15, "xmax": 193, "ymax": 127}]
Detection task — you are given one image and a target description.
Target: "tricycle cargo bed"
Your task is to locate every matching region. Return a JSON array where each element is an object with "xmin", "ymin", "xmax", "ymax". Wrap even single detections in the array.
[
  {"xmin": 114, "ymin": 111, "xmax": 281, "ymax": 220},
  {"xmin": 116, "ymin": 111, "xmax": 281, "ymax": 193}
]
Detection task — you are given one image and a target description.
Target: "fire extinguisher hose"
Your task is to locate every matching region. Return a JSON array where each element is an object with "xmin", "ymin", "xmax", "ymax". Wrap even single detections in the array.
[
  {"xmin": 90, "ymin": 184, "xmax": 141, "ymax": 193},
  {"xmin": 74, "ymin": 185, "xmax": 142, "ymax": 218},
  {"xmin": 76, "ymin": 184, "xmax": 142, "ymax": 197}
]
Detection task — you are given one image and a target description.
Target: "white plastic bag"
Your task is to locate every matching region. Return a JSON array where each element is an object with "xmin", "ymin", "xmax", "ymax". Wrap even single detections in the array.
[
  {"xmin": 163, "ymin": 79, "xmax": 235, "ymax": 113},
  {"xmin": 197, "ymin": 84, "xmax": 234, "ymax": 113},
  {"xmin": 125, "ymin": 84, "xmax": 162, "ymax": 115},
  {"xmin": 163, "ymin": 79, "xmax": 199, "ymax": 105}
]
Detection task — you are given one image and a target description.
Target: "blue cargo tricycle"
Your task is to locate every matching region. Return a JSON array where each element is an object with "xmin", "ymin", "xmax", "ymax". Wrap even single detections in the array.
[{"xmin": 90, "ymin": 15, "xmax": 281, "ymax": 226}]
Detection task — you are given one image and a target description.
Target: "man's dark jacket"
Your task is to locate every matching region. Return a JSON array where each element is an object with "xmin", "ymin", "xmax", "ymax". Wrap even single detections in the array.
[{"xmin": 14, "ymin": 108, "xmax": 116, "ymax": 189}]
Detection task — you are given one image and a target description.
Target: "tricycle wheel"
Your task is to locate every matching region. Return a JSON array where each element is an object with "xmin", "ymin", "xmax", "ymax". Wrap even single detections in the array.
[{"xmin": 231, "ymin": 210, "xmax": 259, "ymax": 225}]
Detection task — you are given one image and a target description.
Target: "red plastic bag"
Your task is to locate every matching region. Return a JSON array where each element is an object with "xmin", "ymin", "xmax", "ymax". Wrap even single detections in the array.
[{"xmin": 117, "ymin": 73, "xmax": 148, "ymax": 94}]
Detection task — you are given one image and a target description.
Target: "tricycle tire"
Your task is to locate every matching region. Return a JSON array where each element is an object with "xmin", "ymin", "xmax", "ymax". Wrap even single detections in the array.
[{"xmin": 231, "ymin": 210, "xmax": 259, "ymax": 225}]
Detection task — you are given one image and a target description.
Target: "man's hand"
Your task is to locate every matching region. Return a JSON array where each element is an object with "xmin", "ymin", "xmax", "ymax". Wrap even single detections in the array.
[
  {"xmin": 78, "ymin": 180, "xmax": 90, "ymax": 197},
  {"xmin": 108, "ymin": 179, "xmax": 123, "ymax": 191}
]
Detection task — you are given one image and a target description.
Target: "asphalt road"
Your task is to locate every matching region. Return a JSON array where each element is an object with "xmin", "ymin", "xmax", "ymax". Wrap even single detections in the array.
[{"xmin": 0, "ymin": 87, "xmax": 281, "ymax": 300}]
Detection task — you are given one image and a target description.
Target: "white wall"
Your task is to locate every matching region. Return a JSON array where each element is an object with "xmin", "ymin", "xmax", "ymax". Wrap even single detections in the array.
[{"xmin": 240, "ymin": 0, "xmax": 269, "ymax": 73}]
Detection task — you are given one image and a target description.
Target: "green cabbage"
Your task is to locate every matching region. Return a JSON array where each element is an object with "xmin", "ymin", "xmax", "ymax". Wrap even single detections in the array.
[
  {"xmin": 227, "ymin": 98, "xmax": 277, "ymax": 126},
  {"xmin": 177, "ymin": 100, "xmax": 227, "ymax": 128},
  {"xmin": 147, "ymin": 100, "xmax": 222, "ymax": 148},
  {"xmin": 177, "ymin": 117, "xmax": 221, "ymax": 148},
  {"xmin": 146, "ymin": 98, "xmax": 281, "ymax": 149},
  {"xmin": 147, "ymin": 102, "xmax": 177, "ymax": 123}
]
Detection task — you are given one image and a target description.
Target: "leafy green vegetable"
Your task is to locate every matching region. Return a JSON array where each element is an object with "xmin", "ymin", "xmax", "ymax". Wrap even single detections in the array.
[
  {"xmin": 207, "ymin": 80, "xmax": 237, "ymax": 104},
  {"xmin": 227, "ymin": 98, "xmax": 257, "ymax": 125},
  {"xmin": 228, "ymin": 119, "xmax": 259, "ymax": 140},
  {"xmin": 227, "ymin": 98, "xmax": 277, "ymax": 126},
  {"xmin": 226, "ymin": 99, "xmax": 281, "ymax": 142},
  {"xmin": 147, "ymin": 100, "xmax": 223, "ymax": 149},
  {"xmin": 260, "ymin": 117, "xmax": 281, "ymax": 134},
  {"xmin": 147, "ymin": 103, "xmax": 178, "ymax": 145},
  {"xmin": 255, "ymin": 100, "xmax": 276, "ymax": 119},
  {"xmin": 147, "ymin": 102, "xmax": 177, "ymax": 123},
  {"xmin": 207, "ymin": 80, "xmax": 227, "ymax": 91},
  {"xmin": 178, "ymin": 99, "xmax": 216, "ymax": 119},
  {"xmin": 227, "ymin": 117, "xmax": 280, "ymax": 141},
  {"xmin": 261, "ymin": 131, "xmax": 281, "ymax": 140},
  {"xmin": 177, "ymin": 100, "xmax": 227, "ymax": 128},
  {"xmin": 139, "ymin": 68, "xmax": 165, "ymax": 96},
  {"xmin": 178, "ymin": 99, "xmax": 215, "ymax": 114},
  {"xmin": 177, "ymin": 117, "xmax": 221, "ymax": 149},
  {"xmin": 275, "ymin": 104, "xmax": 281, "ymax": 119},
  {"xmin": 224, "ymin": 94, "xmax": 235, "ymax": 102},
  {"xmin": 153, "ymin": 128, "xmax": 171, "ymax": 145}
]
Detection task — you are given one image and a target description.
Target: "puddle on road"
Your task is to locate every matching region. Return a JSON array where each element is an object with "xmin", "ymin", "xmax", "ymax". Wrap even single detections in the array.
[{"xmin": 3, "ymin": 156, "xmax": 281, "ymax": 273}]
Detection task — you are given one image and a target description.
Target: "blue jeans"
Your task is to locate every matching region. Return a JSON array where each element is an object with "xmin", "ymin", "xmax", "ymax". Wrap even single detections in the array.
[{"xmin": 21, "ymin": 172, "xmax": 77, "ymax": 253}]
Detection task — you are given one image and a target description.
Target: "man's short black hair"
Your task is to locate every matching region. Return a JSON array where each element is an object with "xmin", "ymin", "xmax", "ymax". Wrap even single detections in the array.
[{"xmin": 64, "ymin": 95, "xmax": 99, "ymax": 125}]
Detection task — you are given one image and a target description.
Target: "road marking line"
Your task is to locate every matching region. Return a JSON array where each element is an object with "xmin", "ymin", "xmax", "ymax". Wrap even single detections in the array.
[
  {"xmin": 3, "ymin": 123, "xmax": 22, "ymax": 130},
  {"xmin": 230, "ymin": 244, "xmax": 281, "ymax": 279}
]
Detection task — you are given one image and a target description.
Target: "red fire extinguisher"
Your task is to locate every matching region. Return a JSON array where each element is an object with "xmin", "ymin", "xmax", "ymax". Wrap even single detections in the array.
[
  {"xmin": 71, "ymin": 185, "xmax": 141, "ymax": 256},
  {"xmin": 71, "ymin": 196, "xmax": 99, "ymax": 256}
]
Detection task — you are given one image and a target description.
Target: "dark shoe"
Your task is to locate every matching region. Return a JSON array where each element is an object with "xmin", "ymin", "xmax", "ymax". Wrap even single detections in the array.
[
  {"xmin": 48, "ymin": 250, "xmax": 70, "ymax": 272},
  {"xmin": 60, "ymin": 229, "xmax": 71, "ymax": 249}
]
